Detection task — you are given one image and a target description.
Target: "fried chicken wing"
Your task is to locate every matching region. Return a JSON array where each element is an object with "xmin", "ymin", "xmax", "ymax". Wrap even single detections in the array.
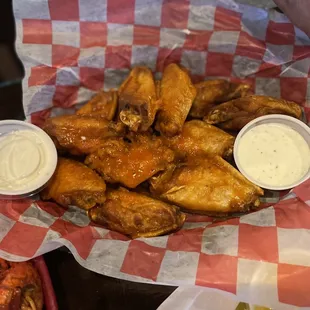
[
  {"xmin": 150, "ymin": 156, "xmax": 264, "ymax": 216},
  {"xmin": 41, "ymin": 158, "xmax": 106, "ymax": 210},
  {"xmin": 118, "ymin": 67, "xmax": 160, "ymax": 132},
  {"xmin": 88, "ymin": 187, "xmax": 186, "ymax": 238},
  {"xmin": 204, "ymin": 95, "xmax": 303, "ymax": 131},
  {"xmin": 156, "ymin": 64, "xmax": 196, "ymax": 137},
  {"xmin": 155, "ymin": 80, "xmax": 161, "ymax": 100},
  {"xmin": 0, "ymin": 259, "xmax": 43, "ymax": 310},
  {"xmin": 44, "ymin": 115, "xmax": 124, "ymax": 155},
  {"xmin": 85, "ymin": 134, "xmax": 175, "ymax": 188},
  {"xmin": 162, "ymin": 120, "xmax": 235, "ymax": 160},
  {"xmin": 76, "ymin": 90, "xmax": 118, "ymax": 120},
  {"xmin": 190, "ymin": 79, "xmax": 250, "ymax": 118}
]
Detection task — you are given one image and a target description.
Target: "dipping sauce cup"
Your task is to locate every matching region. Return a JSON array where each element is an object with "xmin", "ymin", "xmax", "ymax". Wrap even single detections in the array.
[
  {"xmin": 0, "ymin": 120, "xmax": 57, "ymax": 198},
  {"xmin": 234, "ymin": 115, "xmax": 310, "ymax": 191}
]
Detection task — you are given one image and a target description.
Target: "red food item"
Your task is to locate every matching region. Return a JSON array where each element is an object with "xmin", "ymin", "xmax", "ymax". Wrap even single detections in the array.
[{"xmin": 0, "ymin": 258, "xmax": 43, "ymax": 310}]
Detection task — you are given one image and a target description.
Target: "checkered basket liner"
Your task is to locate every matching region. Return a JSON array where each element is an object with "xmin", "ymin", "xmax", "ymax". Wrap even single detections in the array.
[{"xmin": 5, "ymin": 0, "xmax": 310, "ymax": 308}]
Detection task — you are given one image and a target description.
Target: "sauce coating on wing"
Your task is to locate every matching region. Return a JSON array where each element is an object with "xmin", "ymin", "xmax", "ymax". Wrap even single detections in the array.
[
  {"xmin": 43, "ymin": 115, "xmax": 124, "ymax": 155},
  {"xmin": 76, "ymin": 90, "xmax": 118, "ymax": 120},
  {"xmin": 85, "ymin": 134, "xmax": 175, "ymax": 188}
]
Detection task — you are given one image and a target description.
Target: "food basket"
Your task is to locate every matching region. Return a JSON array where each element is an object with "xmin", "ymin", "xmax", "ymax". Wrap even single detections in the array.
[
  {"xmin": 33, "ymin": 256, "xmax": 58, "ymax": 310},
  {"xmin": 4, "ymin": 0, "xmax": 310, "ymax": 309}
]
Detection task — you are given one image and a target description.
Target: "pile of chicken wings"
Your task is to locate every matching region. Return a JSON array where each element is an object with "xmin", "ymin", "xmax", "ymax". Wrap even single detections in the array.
[{"xmin": 41, "ymin": 64, "xmax": 302, "ymax": 238}]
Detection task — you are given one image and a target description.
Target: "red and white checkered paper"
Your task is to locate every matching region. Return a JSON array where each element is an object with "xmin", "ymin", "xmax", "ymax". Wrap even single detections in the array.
[{"xmin": 8, "ymin": 0, "xmax": 310, "ymax": 308}]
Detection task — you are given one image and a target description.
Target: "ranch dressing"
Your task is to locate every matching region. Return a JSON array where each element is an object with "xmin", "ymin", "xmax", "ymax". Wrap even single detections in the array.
[
  {"xmin": 237, "ymin": 123, "xmax": 310, "ymax": 187},
  {"xmin": 0, "ymin": 130, "xmax": 53, "ymax": 192}
]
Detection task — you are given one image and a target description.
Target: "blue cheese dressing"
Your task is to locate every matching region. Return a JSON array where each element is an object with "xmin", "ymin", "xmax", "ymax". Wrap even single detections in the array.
[
  {"xmin": 0, "ymin": 129, "xmax": 56, "ymax": 194},
  {"xmin": 237, "ymin": 123, "xmax": 310, "ymax": 187}
]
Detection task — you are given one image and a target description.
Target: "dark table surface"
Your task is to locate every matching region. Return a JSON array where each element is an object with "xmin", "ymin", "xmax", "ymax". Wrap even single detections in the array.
[
  {"xmin": 0, "ymin": 0, "xmax": 176, "ymax": 309},
  {"xmin": 44, "ymin": 249, "xmax": 175, "ymax": 310}
]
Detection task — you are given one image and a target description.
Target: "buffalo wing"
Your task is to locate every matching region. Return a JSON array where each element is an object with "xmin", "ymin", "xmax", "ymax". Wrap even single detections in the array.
[
  {"xmin": 204, "ymin": 95, "xmax": 303, "ymax": 131},
  {"xmin": 41, "ymin": 158, "xmax": 106, "ymax": 210},
  {"xmin": 162, "ymin": 120, "xmax": 235, "ymax": 160},
  {"xmin": 85, "ymin": 134, "xmax": 175, "ymax": 188},
  {"xmin": 150, "ymin": 156, "xmax": 264, "ymax": 216},
  {"xmin": 190, "ymin": 79, "xmax": 250, "ymax": 118},
  {"xmin": 0, "ymin": 259, "xmax": 43, "ymax": 310},
  {"xmin": 118, "ymin": 67, "xmax": 160, "ymax": 132},
  {"xmin": 156, "ymin": 64, "xmax": 196, "ymax": 137},
  {"xmin": 88, "ymin": 187, "xmax": 186, "ymax": 238},
  {"xmin": 76, "ymin": 90, "xmax": 118, "ymax": 120},
  {"xmin": 44, "ymin": 115, "xmax": 124, "ymax": 155}
]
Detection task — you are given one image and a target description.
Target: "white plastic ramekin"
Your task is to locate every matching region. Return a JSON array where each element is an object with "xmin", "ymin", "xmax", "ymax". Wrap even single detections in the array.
[
  {"xmin": 234, "ymin": 114, "xmax": 310, "ymax": 191},
  {"xmin": 0, "ymin": 120, "xmax": 57, "ymax": 198}
]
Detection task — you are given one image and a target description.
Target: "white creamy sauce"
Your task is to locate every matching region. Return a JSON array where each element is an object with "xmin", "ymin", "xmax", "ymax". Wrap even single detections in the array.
[
  {"xmin": 0, "ymin": 130, "xmax": 52, "ymax": 192},
  {"xmin": 237, "ymin": 123, "xmax": 310, "ymax": 187}
]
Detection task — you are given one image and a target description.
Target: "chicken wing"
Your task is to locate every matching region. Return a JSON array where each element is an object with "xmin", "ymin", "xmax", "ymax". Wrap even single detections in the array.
[
  {"xmin": 204, "ymin": 95, "xmax": 303, "ymax": 131},
  {"xmin": 190, "ymin": 79, "xmax": 250, "ymax": 118},
  {"xmin": 41, "ymin": 158, "xmax": 106, "ymax": 210},
  {"xmin": 118, "ymin": 67, "xmax": 160, "ymax": 132},
  {"xmin": 85, "ymin": 134, "xmax": 175, "ymax": 188},
  {"xmin": 156, "ymin": 64, "xmax": 196, "ymax": 137},
  {"xmin": 44, "ymin": 115, "xmax": 124, "ymax": 155},
  {"xmin": 76, "ymin": 90, "xmax": 118, "ymax": 120},
  {"xmin": 162, "ymin": 120, "xmax": 235, "ymax": 160},
  {"xmin": 150, "ymin": 156, "xmax": 264, "ymax": 216},
  {"xmin": 0, "ymin": 259, "xmax": 43, "ymax": 310},
  {"xmin": 155, "ymin": 80, "xmax": 161, "ymax": 100},
  {"xmin": 88, "ymin": 187, "xmax": 186, "ymax": 238}
]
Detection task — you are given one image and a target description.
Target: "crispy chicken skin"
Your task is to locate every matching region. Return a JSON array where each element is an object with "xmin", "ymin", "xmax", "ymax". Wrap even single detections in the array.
[
  {"xmin": 88, "ymin": 187, "xmax": 186, "ymax": 239},
  {"xmin": 204, "ymin": 95, "xmax": 303, "ymax": 131},
  {"xmin": 162, "ymin": 120, "xmax": 235, "ymax": 160},
  {"xmin": 156, "ymin": 64, "xmax": 197, "ymax": 137},
  {"xmin": 85, "ymin": 134, "xmax": 175, "ymax": 188},
  {"xmin": 190, "ymin": 79, "xmax": 250, "ymax": 118},
  {"xmin": 150, "ymin": 156, "xmax": 264, "ymax": 216},
  {"xmin": 44, "ymin": 115, "xmax": 124, "ymax": 155},
  {"xmin": 41, "ymin": 158, "xmax": 106, "ymax": 210},
  {"xmin": 118, "ymin": 67, "xmax": 160, "ymax": 132},
  {"xmin": 76, "ymin": 90, "xmax": 118, "ymax": 120}
]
